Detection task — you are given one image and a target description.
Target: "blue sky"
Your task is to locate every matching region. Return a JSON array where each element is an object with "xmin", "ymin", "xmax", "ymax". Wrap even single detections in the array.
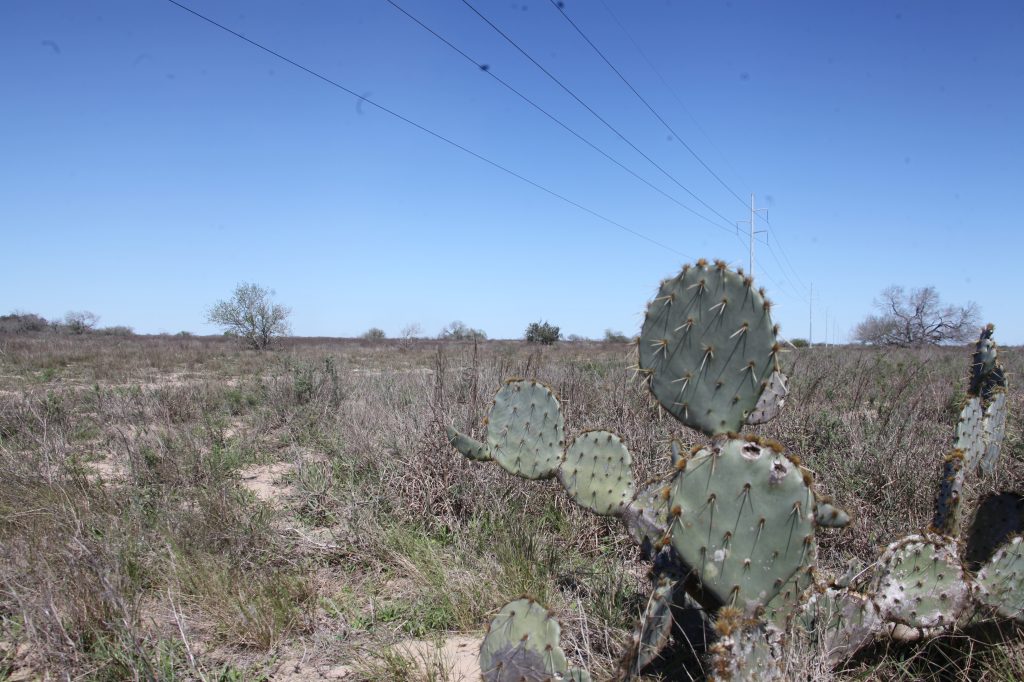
[{"xmin": 3, "ymin": 1, "xmax": 1022, "ymax": 342}]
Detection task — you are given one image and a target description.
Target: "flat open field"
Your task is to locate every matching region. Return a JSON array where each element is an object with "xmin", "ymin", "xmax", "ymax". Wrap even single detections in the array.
[{"xmin": 2, "ymin": 334, "xmax": 1023, "ymax": 680}]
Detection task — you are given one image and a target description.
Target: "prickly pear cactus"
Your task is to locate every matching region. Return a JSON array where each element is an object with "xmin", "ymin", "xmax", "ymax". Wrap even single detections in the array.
[
  {"xmin": 558, "ymin": 431, "xmax": 635, "ymax": 516},
  {"xmin": 867, "ymin": 535, "xmax": 971, "ymax": 629},
  {"xmin": 707, "ymin": 608, "xmax": 783, "ymax": 681},
  {"xmin": 447, "ymin": 379, "xmax": 565, "ymax": 480},
  {"xmin": 638, "ymin": 260, "xmax": 780, "ymax": 436},
  {"xmin": 975, "ymin": 535, "xmax": 1024, "ymax": 622},
  {"xmin": 667, "ymin": 437, "xmax": 816, "ymax": 611},
  {"xmin": 480, "ymin": 599, "xmax": 578, "ymax": 681}
]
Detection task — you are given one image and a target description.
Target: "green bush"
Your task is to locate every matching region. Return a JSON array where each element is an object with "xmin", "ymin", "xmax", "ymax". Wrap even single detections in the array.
[{"xmin": 524, "ymin": 321, "xmax": 560, "ymax": 345}]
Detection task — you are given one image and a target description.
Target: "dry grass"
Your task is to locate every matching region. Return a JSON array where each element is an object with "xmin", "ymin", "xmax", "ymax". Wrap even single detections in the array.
[{"xmin": 1, "ymin": 333, "xmax": 1023, "ymax": 680}]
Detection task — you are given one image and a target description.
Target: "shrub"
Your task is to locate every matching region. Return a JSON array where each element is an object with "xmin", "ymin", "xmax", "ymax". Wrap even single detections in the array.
[
  {"xmin": 362, "ymin": 328, "xmax": 386, "ymax": 341},
  {"xmin": 791, "ymin": 338, "xmax": 809, "ymax": 348},
  {"xmin": 524, "ymin": 321, "xmax": 560, "ymax": 345},
  {"xmin": 603, "ymin": 329, "xmax": 630, "ymax": 344}
]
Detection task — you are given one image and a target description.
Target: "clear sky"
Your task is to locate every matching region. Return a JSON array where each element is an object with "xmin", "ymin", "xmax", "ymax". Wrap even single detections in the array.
[{"xmin": 3, "ymin": 1, "xmax": 1022, "ymax": 342}]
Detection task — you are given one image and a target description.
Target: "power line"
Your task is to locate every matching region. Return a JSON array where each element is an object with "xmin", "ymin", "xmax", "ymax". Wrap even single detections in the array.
[
  {"xmin": 548, "ymin": 0, "xmax": 749, "ymax": 209},
  {"xmin": 163, "ymin": 0, "xmax": 690, "ymax": 258},
  {"xmin": 759, "ymin": 212, "xmax": 811, "ymax": 296},
  {"xmin": 459, "ymin": 0, "xmax": 738, "ymax": 232},
  {"xmin": 595, "ymin": 0, "xmax": 752, "ymax": 197},
  {"xmin": 381, "ymin": 0, "xmax": 736, "ymax": 237}
]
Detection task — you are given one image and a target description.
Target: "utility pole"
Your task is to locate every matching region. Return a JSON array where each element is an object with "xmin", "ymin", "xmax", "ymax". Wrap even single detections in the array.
[
  {"xmin": 824, "ymin": 309, "xmax": 829, "ymax": 347},
  {"xmin": 809, "ymin": 282, "xmax": 813, "ymax": 347},
  {"xmin": 737, "ymin": 193, "xmax": 768, "ymax": 277}
]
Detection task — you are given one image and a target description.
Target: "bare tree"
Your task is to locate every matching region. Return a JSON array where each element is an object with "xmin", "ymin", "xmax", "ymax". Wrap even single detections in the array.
[
  {"xmin": 64, "ymin": 310, "xmax": 100, "ymax": 335},
  {"xmin": 854, "ymin": 286, "xmax": 980, "ymax": 346},
  {"xmin": 207, "ymin": 283, "xmax": 291, "ymax": 350}
]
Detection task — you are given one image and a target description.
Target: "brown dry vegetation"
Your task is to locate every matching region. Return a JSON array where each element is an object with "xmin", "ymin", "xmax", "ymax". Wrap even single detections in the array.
[{"xmin": 2, "ymin": 333, "xmax": 1024, "ymax": 680}]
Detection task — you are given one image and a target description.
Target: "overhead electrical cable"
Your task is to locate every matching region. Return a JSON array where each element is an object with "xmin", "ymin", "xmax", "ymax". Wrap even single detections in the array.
[
  {"xmin": 459, "ymin": 0, "xmax": 738, "ymax": 232},
  {"xmin": 382, "ymin": 0, "xmax": 736, "ymax": 236},
  {"xmin": 595, "ymin": 0, "xmax": 751, "ymax": 198},
  {"xmin": 549, "ymin": 0, "xmax": 749, "ymax": 209},
  {"xmin": 163, "ymin": 0, "xmax": 690, "ymax": 258}
]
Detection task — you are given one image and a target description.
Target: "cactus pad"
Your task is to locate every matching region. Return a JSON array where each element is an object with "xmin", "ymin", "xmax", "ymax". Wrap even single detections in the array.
[
  {"xmin": 622, "ymin": 479, "xmax": 672, "ymax": 550},
  {"xmin": 639, "ymin": 261, "xmax": 778, "ymax": 436},
  {"xmin": 969, "ymin": 324, "xmax": 1006, "ymax": 401},
  {"xmin": 814, "ymin": 498, "xmax": 852, "ymax": 528},
  {"xmin": 668, "ymin": 437, "xmax": 815, "ymax": 611},
  {"xmin": 799, "ymin": 588, "xmax": 879, "ymax": 663},
  {"xmin": 746, "ymin": 371, "xmax": 789, "ymax": 425},
  {"xmin": 979, "ymin": 391, "xmax": 1008, "ymax": 477},
  {"xmin": 449, "ymin": 380, "xmax": 565, "ymax": 479},
  {"xmin": 446, "ymin": 426, "xmax": 492, "ymax": 461},
  {"xmin": 558, "ymin": 431, "xmax": 635, "ymax": 516},
  {"xmin": 480, "ymin": 599, "xmax": 570, "ymax": 681},
  {"xmin": 868, "ymin": 535, "xmax": 970, "ymax": 629},
  {"xmin": 956, "ymin": 397, "xmax": 984, "ymax": 471},
  {"xmin": 708, "ymin": 609, "xmax": 783, "ymax": 681},
  {"xmin": 932, "ymin": 450, "xmax": 965, "ymax": 536},
  {"xmin": 636, "ymin": 577, "xmax": 677, "ymax": 672},
  {"xmin": 975, "ymin": 535, "xmax": 1024, "ymax": 621}
]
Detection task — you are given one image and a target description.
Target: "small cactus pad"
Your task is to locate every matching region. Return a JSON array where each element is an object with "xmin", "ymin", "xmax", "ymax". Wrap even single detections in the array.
[
  {"xmin": 965, "ymin": 492, "xmax": 1024, "ymax": 571},
  {"xmin": 638, "ymin": 577, "xmax": 677, "ymax": 671},
  {"xmin": 746, "ymin": 371, "xmax": 789, "ymax": 425},
  {"xmin": 446, "ymin": 426, "xmax": 492, "ymax": 461},
  {"xmin": 969, "ymin": 324, "xmax": 1006, "ymax": 402},
  {"xmin": 708, "ymin": 609, "xmax": 783, "ymax": 681},
  {"xmin": 764, "ymin": 562, "xmax": 817, "ymax": 629},
  {"xmin": 480, "ymin": 599, "xmax": 570, "ymax": 681},
  {"xmin": 639, "ymin": 261, "xmax": 778, "ymax": 436},
  {"xmin": 558, "ymin": 431, "xmax": 635, "ymax": 516},
  {"xmin": 668, "ymin": 437, "xmax": 815, "ymax": 611},
  {"xmin": 932, "ymin": 451, "xmax": 965, "ymax": 536},
  {"xmin": 622, "ymin": 479, "xmax": 672, "ymax": 550},
  {"xmin": 979, "ymin": 391, "xmax": 1008, "ymax": 477},
  {"xmin": 868, "ymin": 535, "xmax": 970, "ymax": 629},
  {"xmin": 799, "ymin": 588, "xmax": 879, "ymax": 664},
  {"xmin": 814, "ymin": 498, "xmax": 852, "ymax": 528},
  {"xmin": 955, "ymin": 396, "xmax": 984, "ymax": 471},
  {"xmin": 449, "ymin": 380, "xmax": 565, "ymax": 480},
  {"xmin": 975, "ymin": 535, "xmax": 1024, "ymax": 621}
]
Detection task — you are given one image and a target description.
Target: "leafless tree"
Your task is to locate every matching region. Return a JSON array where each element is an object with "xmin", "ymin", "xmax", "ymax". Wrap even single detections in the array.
[
  {"xmin": 853, "ymin": 286, "xmax": 980, "ymax": 346},
  {"xmin": 64, "ymin": 310, "xmax": 100, "ymax": 335},
  {"xmin": 207, "ymin": 283, "xmax": 291, "ymax": 350}
]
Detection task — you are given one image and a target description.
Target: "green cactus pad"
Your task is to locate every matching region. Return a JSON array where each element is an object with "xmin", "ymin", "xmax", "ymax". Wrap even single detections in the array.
[
  {"xmin": 708, "ymin": 610, "xmax": 783, "ymax": 681},
  {"xmin": 480, "ymin": 599, "xmax": 570, "ymax": 681},
  {"xmin": 932, "ymin": 451, "xmax": 965, "ymax": 537},
  {"xmin": 668, "ymin": 437, "xmax": 815, "ymax": 611},
  {"xmin": 456, "ymin": 380, "xmax": 564, "ymax": 480},
  {"xmin": 969, "ymin": 324, "xmax": 1006, "ymax": 401},
  {"xmin": 558, "ymin": 431, "xmax": 635, "ymax": 516},
  {"xmin": 799, "ymin": 588, "xmax": 879, "ymax": 664},
  {"xmin": 622, "ymin": 479, "xmax": 672, "ymax": 549},
  {"xmin": 814, "ymin": 498, "xmax": 852, "ymax": 528},
  {"xmin": 868, "ymin": 535, "xmax": 970, "ymax": 629},
  {"xmin": 446, "ymin": 425, "xmax": 492, "ymax": 462},
  {"xmin": 764, "ymin": 562, "xmax": 817, "ymax": 630},
  {"xmin": 566, "ymin": 669, "xmax": 591, "ymax": 682},
  {"xmin": 639, "ymin": 261, "xmax": 778, "ymax": 436},
  {"xmin": 956, "ymin": 396, "xmax": 984, "ymax": 471},
  {"xmin": 976, "ymin": 535, "xmax": 1024, "ymax": 621},
  {"xmin": 636, "ymin": 577, "xmax": 676, "ymax": 671},
  {"xmin": 965, "ymin": 492, "xmax": 1024, "ymax": 571},
  {"xmin": 979, "ymin": 391, "xmax": 1008, "ymax": 477},
  {"xmin": 746, "ymin": 371, "xmax": 789, "ymax": 425}
]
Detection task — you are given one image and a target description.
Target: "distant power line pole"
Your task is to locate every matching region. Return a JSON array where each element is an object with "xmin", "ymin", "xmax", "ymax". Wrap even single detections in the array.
[
  {"xmin": 737, "ymin": 193, "xmax": 768, "ymax": 276},
  {"xmin": 809, "ymin": 282, "xmax": 814, "ymax": 347}
]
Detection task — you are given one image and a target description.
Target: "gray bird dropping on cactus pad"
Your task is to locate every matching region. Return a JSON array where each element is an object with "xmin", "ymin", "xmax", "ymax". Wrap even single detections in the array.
[
  {"xmin": 980, "ymin": 391, "xmax": 1008, "ymax": 477},
  {"xmin": 868, "ymin": 535, "xmax": 970, "ymax": 629},
  {"xmin": 480, "ymin": 599, "xmax": 570, "ymax": 681},
  {"xmin": 448, "ymin": 380, "xmax": 565, "ymax": 480},
  {"xmin": 558, "ymin": 430, "xmax": 635, "ymax": 516},
  {"xmin": 668, "ymin": 437, "xmax": 815, "ymax": 611},
  {"xmin": 746, "ymin": 371, "xmax": 789, "ymax": 425},
  {"xmin": 639, "ymin": 260, "xmax": 779, "ymax": 436},
  {"xmin": 976, "ymin": 535, "xmax": 1024, "ymax": 621}
]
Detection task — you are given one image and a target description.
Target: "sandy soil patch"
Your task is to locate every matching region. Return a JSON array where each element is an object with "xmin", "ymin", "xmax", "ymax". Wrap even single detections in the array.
[{"xmin": 239, "ymin": 461, "xmax": 294, "ymax": 506}]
